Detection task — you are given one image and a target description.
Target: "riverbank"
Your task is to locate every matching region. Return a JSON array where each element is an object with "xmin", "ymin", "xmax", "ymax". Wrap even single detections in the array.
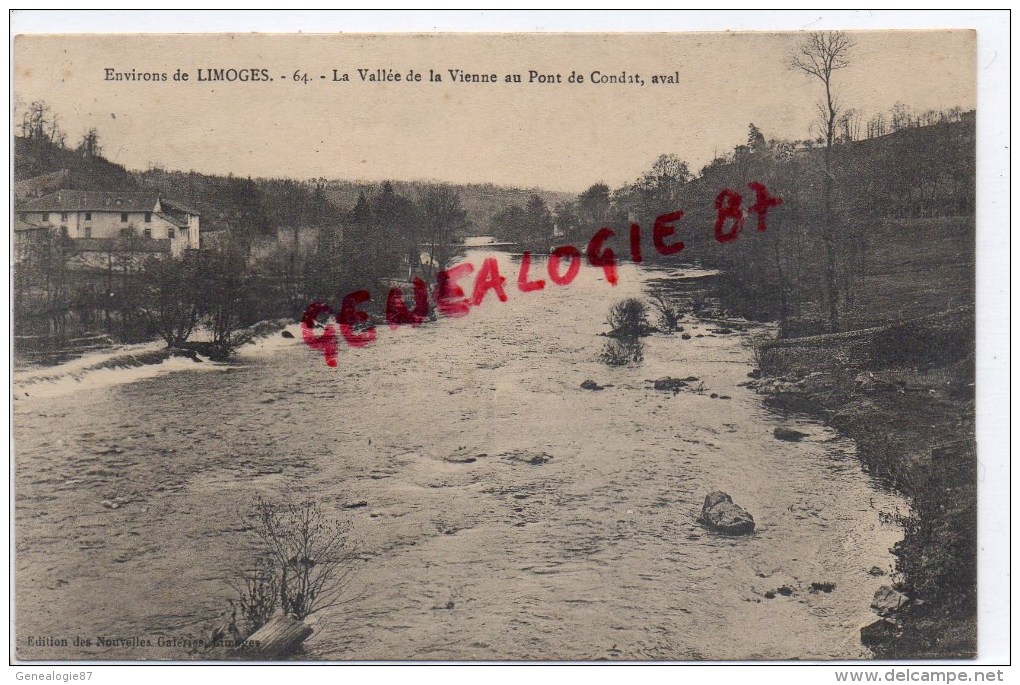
[{"xmin": 746, "ymin": 321, "xmax": 976, "ymax": 658}]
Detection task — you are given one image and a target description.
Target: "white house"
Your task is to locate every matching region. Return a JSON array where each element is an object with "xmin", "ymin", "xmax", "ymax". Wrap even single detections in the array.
[{"xmin": 17, "ymin": 190, "xmax": 201, "ymax": 256}]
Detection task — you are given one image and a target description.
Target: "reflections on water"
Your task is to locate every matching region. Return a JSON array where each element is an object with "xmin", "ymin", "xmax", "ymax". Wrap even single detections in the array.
[{"xmin": 14, "ymin": 249, "xmax": 905, "ymax": 660}]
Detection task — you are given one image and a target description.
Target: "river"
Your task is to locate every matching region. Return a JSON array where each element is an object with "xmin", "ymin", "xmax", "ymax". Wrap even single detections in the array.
[{"xmin": 13, "ymin": 247, "xmax": 905, "ymax": 661}]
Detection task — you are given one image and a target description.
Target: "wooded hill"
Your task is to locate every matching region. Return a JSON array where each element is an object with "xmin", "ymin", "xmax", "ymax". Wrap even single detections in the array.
[
  {"xmin": 15, "ymin": 136, "xmax": 137, "ymax": 193},
  {"xmin": 601, "ymin": 115, "xmax": 976, "ymax": 336}
]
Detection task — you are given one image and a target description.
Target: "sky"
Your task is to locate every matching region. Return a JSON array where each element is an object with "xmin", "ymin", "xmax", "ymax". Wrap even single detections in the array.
[{"xmin": 13, "ymin": 31, "xmax": 976, "ymax": 193}]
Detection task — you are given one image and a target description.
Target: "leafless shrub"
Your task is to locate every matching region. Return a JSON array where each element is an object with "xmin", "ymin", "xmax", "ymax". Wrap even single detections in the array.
[
  {"xmin": 599, "ymin": 338, "xmax": 644, "ymax": 366},
  {"xmin": 649, "ymin": 291, "xmax": 683, "ymax": 332},
  {"xmin": 240, "ymin": 496, "xmax": 359, "ymax": 621},
  {"xmin": 606, "ymin": 297, "xmax": 649, "ymax": 338},
  {"xmin": 601, "ymin": 298, "xmax": 648, "ymax": 366},
  {"xmin": 227, "ymin": 557, "xmax": 279, "ymax": 635},
  {"xmin": 690, "ymin": 291, "xmax": 708, "ymax": 315}
]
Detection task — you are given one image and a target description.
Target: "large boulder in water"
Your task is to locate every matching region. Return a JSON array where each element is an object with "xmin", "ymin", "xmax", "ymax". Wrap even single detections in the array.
[{"xmin": 700, "ymin": 491, "xmax": 755, "ymax": 535}]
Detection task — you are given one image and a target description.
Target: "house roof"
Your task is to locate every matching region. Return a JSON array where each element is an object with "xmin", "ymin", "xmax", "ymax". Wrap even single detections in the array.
[
  {"xmin": 155, "ymin": 212, "xmax": 189, "ymax": 229},
  {"xmin": 13, "ymin": 169, "xmax": 70, "ymax": 201},
  {"xmin": 20, "ymin": 190, "xmax": 160, "ymax": 213},
  {"xmin": 19, "ymin": 190, "xmax": 201, "ymax": 217},
  {"xmin": 13, "ymin": 218, "xmax": 46, "ymax": 232},
  {"xmin": 160, "ymin": 197, "xmax": 201, "ymax": 216}
]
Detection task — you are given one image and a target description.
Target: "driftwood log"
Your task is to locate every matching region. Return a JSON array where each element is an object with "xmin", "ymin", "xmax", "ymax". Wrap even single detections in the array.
[{"xmin": 236, "ymin": 615, "xmax": 313, "ymax": 660}]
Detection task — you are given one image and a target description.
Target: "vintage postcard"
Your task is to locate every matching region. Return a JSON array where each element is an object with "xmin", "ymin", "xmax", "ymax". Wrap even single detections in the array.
[{"xmin": 12, "ymin": 28, "xmax": 984, "ymax": 662}]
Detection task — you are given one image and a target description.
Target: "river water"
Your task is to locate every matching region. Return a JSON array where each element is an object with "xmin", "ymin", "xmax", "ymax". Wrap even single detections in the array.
[{"xmin": 14, "ymin": 248, "xmax": 905, "ymax": 661}]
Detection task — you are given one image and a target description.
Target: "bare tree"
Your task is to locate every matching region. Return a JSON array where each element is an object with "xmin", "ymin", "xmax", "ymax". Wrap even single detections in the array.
[
  {"xmin": 415, "ymin": 184, "xmax": 469, "ymax": 282},
  {"xmin": 18, "ymin": 100, "xmax": 66, "ymax": 148},
  {"xmin": 21, "ymin": 101, "xmax": 50, "ymax": 140},
  {"xmin": 867, "ymin": 112, "xmax": 887, "ymax": 139},
  {"xmin": 838, "ymin": 108, "xmax": 863, "ymax": 142},
  {"xmin": 18, "ymin": 226, "xmax": 75, "ymax": 341},
  {"xmin": 48, "ymin": 113, "xmax": 66, "ymax": 148},
  {"xmin": 139, "ymin": 252, "xmax": 205, "ymax": 347},
  {"xmin": 791, "ymin": 32, "xmax": 854, "ymax": 153},
  {"xmin": 202, "ymin": 241, "xmax": 254, "ymax": 360},
  {"xmin": 78, "ymin": 127, "xmax": 102, "ymax": 158},
  {"xmin": 890, "ymin": 101, "xmax": 912, "ymax": 131},
  {"xmin": 577, "ymin": 182, "xmax": 612, "ymax": 230},
  {"xmin": 637, "ymin": 154, "xmax": 692, "ymax": 215},
  {"xmin": 790, "ymin": 30, "xmax": 855, "ymax": 331}
]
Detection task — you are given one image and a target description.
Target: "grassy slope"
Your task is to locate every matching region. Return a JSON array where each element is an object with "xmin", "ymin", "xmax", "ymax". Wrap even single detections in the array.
[{"xmin": 840, "ymin": 216, "xmax": 974, "ymax": 330}]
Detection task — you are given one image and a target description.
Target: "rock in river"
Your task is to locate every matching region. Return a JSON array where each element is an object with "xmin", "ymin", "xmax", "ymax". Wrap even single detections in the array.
[
  {"xmin": 774, "ymin": 426, "xmax": 809, "ymax": 442},
  {"xmin": 700, "ymin": 491, "xmax": 755, "ymax": 535},
  {"xmin": 653, "ymin": 377, "xmax": 687, "ymax": 393}
]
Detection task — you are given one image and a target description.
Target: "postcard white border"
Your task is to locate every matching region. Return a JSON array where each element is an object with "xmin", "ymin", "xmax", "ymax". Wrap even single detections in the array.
[{"xmin": 6, "ymin": 9, "xmax": 1011, "ymax": 681}]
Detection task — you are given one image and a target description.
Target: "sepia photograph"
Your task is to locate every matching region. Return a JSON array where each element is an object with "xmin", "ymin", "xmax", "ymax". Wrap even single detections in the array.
[{"xmin": 9, "ymin": 17, "xmax": 1003, "ymax": 668}]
